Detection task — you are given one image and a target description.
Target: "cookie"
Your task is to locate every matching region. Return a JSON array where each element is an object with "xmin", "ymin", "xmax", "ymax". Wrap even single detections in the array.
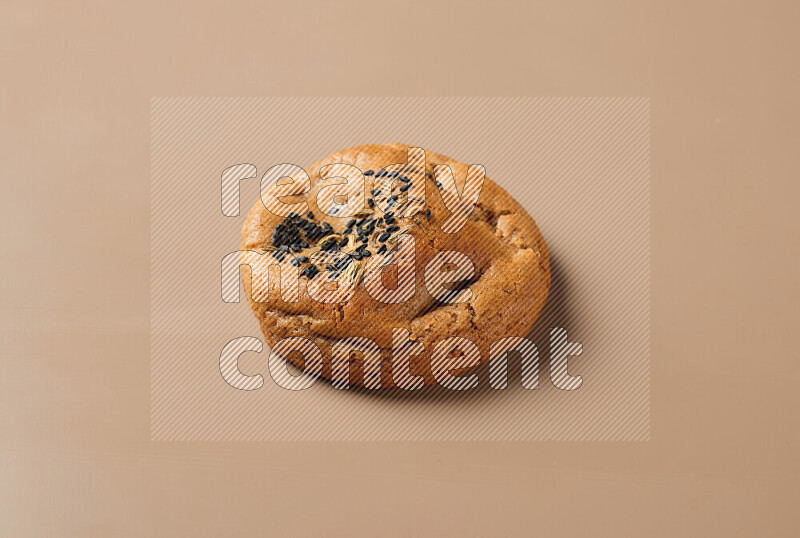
[{"xmin": 241, "ymin": 143, "xmax": 550, "ymax": 388}]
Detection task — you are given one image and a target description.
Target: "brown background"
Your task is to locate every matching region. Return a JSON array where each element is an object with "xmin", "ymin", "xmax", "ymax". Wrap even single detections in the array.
[{"xmin": 1, "ymin": 0, "xmax": 798, "ymax": 536}]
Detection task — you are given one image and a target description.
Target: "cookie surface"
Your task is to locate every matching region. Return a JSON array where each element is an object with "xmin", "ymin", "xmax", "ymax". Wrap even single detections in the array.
[{"xmin": 241, "ymin": 143, "xmax": 550, "ymax": 388}]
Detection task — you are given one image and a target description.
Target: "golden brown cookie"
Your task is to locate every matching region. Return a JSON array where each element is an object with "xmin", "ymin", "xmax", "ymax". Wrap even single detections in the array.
[{"xmin": 241, "ymin": 143, "xmax": 550, "ymax": 388}]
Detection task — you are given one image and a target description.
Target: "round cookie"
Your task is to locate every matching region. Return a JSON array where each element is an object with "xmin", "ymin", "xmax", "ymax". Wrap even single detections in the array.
[{"xmin": 241, "ymin": 143, "xmax": 550, "ymax": 388}]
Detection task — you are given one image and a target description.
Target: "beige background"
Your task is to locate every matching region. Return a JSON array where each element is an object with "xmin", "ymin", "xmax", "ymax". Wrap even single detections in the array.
[{"xmin": 1, "ymin": 0, "xmax": 798, "ymax": 536}]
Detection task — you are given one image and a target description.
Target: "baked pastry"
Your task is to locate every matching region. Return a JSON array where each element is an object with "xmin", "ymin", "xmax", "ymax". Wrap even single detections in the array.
[{"xmin": 240, "ymin": 143, "xmax": 550, "ymax": 388}]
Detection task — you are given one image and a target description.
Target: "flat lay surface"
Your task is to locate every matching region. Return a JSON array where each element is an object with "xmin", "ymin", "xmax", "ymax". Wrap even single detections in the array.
[{"xmin": 1, "ymin": 1, "xmax": 798, "ymax": 536}]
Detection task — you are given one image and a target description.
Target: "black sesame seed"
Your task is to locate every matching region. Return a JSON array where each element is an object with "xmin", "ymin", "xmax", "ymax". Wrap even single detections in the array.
[
  {"xmin": 346, "ymin": 219, "xmax": 356, "ymax": 228},
  {"xmin": 296, "ymin": 218, "xmax": 307, "ymax": 226},
  {"xmin": 368, "ymin": 198, "xmax": 375, "ymax": 208},
  {"xmin": 379, "ymin": 232, "xmax": 391, "ymax": 242},
  {"xmin": 291, "ymin": 243, "xmax": 301, "ymax": 252},
  {"xmin": 426, "ymin": 172, "xmax": 433, "ymax": 179},
  {"xmin": 364, "ymin": 170, "xmax": 374, "ymax": 176},
  {"xmin": 290, "ymin": 259, "xmax": 299, "ymax": 267},
  {"xmin": 370, "ymin": 189, "xmax": 381, "ymax": 196},
  {"xmin": 425, "ymin": 209, "xmax": 431, "ymax": 220},
  {"xmin": 288, "ymin": 212, "xmax": 298, "ymax": 219},
  {"xmin": 297, "ymin": 256, "xmax": 309, "ymax": 263},
  {"xmin": 387, "ymin": 224, "xmax": 400, "ymax": 233},
  {"xmin": 361, "ymin": 250, "xmax": 372, "ymax": 257},
  {"xmin": 377, "ymin": 244, "xmax": 387, "ymax": 254},
  {"xmin": 351, "ymin": 252, "xmax": 361, "ymax": 260},
  {"xmin": 434, "ymin": 180, "xmax": 443, "ymax": 188},
  {"xmin": 399, "ymin": 183, "xmax": 411, "ymax": 192},
  {"xmin": 388, "ymin": 171, "xmax": 398, "ymax": 178},
  {"xmin": 385, "ymin": 216, "xmax": 396, "ymax": 225},
  {"xmin": 307, "ymin": 211, "xmax": 314, "ymax": 219},
  {"xmin": 385, "ymin": 211, "xmax": 394, "ymax": 218},
  {"xmin": 399, "ymin": 176, "xmax": 410, "ymax": 183},
  {"xmin": 339, "ymin": 237, "xmax": 348, "ymax": 248}
]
